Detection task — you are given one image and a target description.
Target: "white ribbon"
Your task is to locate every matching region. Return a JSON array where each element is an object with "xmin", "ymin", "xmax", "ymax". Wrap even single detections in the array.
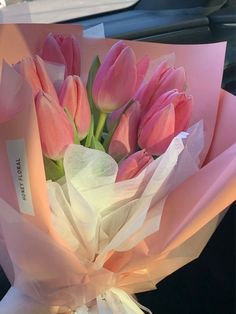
[{"xmin": 75, "ymin": 288, "xmax": 152, "ymax": 314}]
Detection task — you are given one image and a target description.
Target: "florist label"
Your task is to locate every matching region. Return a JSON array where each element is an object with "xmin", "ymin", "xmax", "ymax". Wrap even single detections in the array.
[{"xmin": 6, "ymin": 139, "xmax": 34, "ymax": 216}]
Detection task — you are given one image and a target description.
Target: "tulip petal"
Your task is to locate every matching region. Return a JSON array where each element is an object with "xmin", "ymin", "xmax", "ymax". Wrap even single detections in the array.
[
  {"xmin": 71, "ymin": 36, "xmax": 81, "ymax": 76},
  {"xmin": 116, "ymin": 150, "xmax": 153, "ymax": 181},
  {"xmin": 35, "ymin": 55, "xmax": 59, "ymax": 101},
  {"xmin": 41, "ymin": 33, "xmax": 66, "ymax": 67},
  {"xmin": 138, "ymin": 104, "xmax": 175, "ymax": 155},
  {"xmin": 139, "ymin": 89, "xmax": 178, "ymax": 131},
  {"xmin": 59, "ymin": 76, "xmax": 91, "ymax": 140},
  {"xmin": 135, "ymin": 55, "xmax": 149, "ymax": 91},
  {"xmin": 59, "ymin": 76, "xmax": 77, "ymax": 117},
  {"xmin": 92, "ymin": 41, "xmax": 126, "ymax": 107},
  {"xmin": 158, "ymin": 89, "xmax": 178, "ymax": 102},
  {"xmin": 58, "ymin": 36, "xmax": 74, "ymax": 76},
  {"xmin": 42, "ymin": 33, "xmax": 81, "ymax": 77},
  {"xmin": 74, "ymin": 76, "xmax": 91, "ymax": 140},
  {"xmin": 135, "ymin": 60, "xmax": 169, "ymax": 110},
  {"xmin": 151, "ymin": 66, "xmax": 186, "ymax": 104},
  {"xmin": 35, "ymin": 92, "xmax": 74, "ymax": 160},
  {"xmin": 96, "ymin": 46, "xmax": 137, "ymax": 112},
  {"xmin": 152, "ymin": 91, "xmax": 193, "ymax": 136},
  {"xmin": 109, "ymin": 101, "xmax": 141, "ymax": 161},
  {"xmin": 174, "ymin": 94, "xmax": 193, "ymax": 135}
]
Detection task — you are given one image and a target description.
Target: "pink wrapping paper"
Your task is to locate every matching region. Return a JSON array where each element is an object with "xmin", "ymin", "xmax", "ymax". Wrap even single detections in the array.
[
  {"xmin": 0, "ymin": 24, "xmax": 235, "ymax": 312},
  {"xmin": 206, "ymin": 89, "xmax": 236, "ymax": 162},
  {"xmin": 0, "ymin": 62, "xmax": 51, "ymax": 230}
]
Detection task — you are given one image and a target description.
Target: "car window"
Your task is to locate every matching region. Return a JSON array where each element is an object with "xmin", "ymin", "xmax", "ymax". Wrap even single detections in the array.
[{"xmin": 2, "ymin": 0, "xmax": 140, "ymax": 23}]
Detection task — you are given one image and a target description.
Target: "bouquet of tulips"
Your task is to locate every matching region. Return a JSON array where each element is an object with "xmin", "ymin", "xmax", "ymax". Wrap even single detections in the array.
[
  {"xmin": 32, "ymin": 37, "xmax": 193, "ymax": 180},
  {"xmin": 0, "ymin": 24, "xmax": 235, "ymax": 314}
]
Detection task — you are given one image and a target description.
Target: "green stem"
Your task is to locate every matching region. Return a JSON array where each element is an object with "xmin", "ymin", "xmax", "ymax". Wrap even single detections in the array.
[
  {"xmin": 85, "ymin": 118, "xmax": 94, "ymax": 148},
  {"xmin": 95, "ymin": 112, "xmax": 107, "ymax": 141},
  {"xmin": 64, "ymin": 108, "xmax": 80, "ymax": 144},
  {"xmin": 55, "ymin": 158, "xmax": 64, "ymax": 172}
]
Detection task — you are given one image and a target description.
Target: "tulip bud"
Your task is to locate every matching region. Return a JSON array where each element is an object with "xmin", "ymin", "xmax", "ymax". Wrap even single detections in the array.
[
  {"xmin": 135, "ymin": 54, "xmax": 150, "ymax": 91},
  {"xmin": 35, "ymin": 92, "xmax": 74, "ymax": 160},
  {"xmin": 152, "ymin": 66, "xmax": 186, "ymax": 104},
  {"xmin": 108, "ymin": 101, "xmax": 141, "ymax": 161},
  {"xmin": 59, "ymin": 75, "xmax": 91, "ymax": 140},
  {"xmin": 139, "ymin": 104, "xmax": 175, "ymax": 156},
  {"xmin": 135, "ymin": 60, "xmax": 186, "ymax": 111},
  {"xmin": 138, "ymin": 90, "xmax": 192, "ymax": 155},
  {"xmin": 92, "ymin": 41, "xmax": 148, "ymax": 113},
  {"xmin": 116, "ymin": 150, "xmax": 153, "ymax": 182},
  {"xmin": 41, "ymin": 32, "xmax": 80, "ymax": 77},
  {"xmin": 106, "ymin": 54, "xmax": 149, "ymax": 130},
  {"xmin": 34, "ymin": 56, "xmax": 59, "ymax": 101},
  {"xmin": 13, "ymin": 55, "xmax": 58, "ymax": 101},
  {"xmin": 145, "ymin": 89, "xmax": 193, "ymax": 136}
]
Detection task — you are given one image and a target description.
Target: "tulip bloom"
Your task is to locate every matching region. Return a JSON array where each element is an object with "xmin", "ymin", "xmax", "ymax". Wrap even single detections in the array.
[
  {"xmin": 108, "ymin": 101, "xmax": 141, "ymax": 161},
  {"xmin": 35, "ymin": 92, "xmax": 74, "ymax": 160},
  {"xmin": 107, "ymin": 104, "xmax": 127, "ymax": 131},
  {"xmin": 116, "ymin": 150, "xmax": 153, "ymax": 182},
  {"xmin": 59, "ymin": 75, "xmax": 91, "ymax": 141},
  {"xmin": 92, "ymin": 41, "xmax": 149, "ymax": 113},
  {"xmin": 135, "ymin": 60, "xmax": 186, "ymax": 111},
  {"xmin": 14, "ymin": 55, "xmax": 58, "ymax": 101},
  {"xmin": 138, "ymin": 90, "xmax": 193, "ymax": 155},
  {"xmin": 41, "ymin": 32, "xmax": 80, "ymax": 77}
]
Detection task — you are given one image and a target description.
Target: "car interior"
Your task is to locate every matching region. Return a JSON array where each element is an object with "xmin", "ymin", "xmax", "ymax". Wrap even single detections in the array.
[{"xmin": 64, "ymin": 0, "xmax": 236, "ymax": 95}]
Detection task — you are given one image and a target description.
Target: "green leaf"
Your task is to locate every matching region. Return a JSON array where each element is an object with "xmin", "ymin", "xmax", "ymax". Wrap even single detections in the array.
[
  {"xmin": 43, "ymin": 156, "xmax": 65, "ymax": 181},
  {"xmin": 91, "ymin": 136, "xmax": 105, "ymax": 152},
  {"xmin": 64, "ymin": 108, "xmax": 80, "ymax": 144},
  {"xmin": 86, "ymin": 56, "xmax": 101, "ymax": 130},
  {"xmin": 103, "ymin": 120, "xmax": 118, "ymax": 152}
]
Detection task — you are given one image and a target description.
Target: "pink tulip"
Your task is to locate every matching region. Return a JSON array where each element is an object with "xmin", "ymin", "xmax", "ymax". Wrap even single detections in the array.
[
  {"xmin": 108, "ymin": 101, "xmax": 141, "ymax": 161},
  {"xmin": 59, "ymin": 75, "xmax": 91, "ymax": 140},
  {"xmin": 34, "ymin": 56, "xmax": 59, "ymax": 101},
  {"xmin": 13, "ymin": 56, "xmax": 58, "ymax": 101},
  {"xmin": 92, "ymin": 41, "xmax": 149, "ymax": 113},
  {"xmin": 107, "ymin": 104, "xmax": 127, "ymax": 131},
  {"xmin": 135, "ymin": 60, "xmax": 186, "ymax": 111},
  {"xmin": 41, "ymin": 32, "xmax": 80, "ymax": 77},
  {"xmin": 116, "ymin": 150, "xmax": 153, "ymax": 182},
  {"xmin": 106, "ymin": 53, "xmax": 149, "ymax": 128},
  {"xmin": 35, "ymin": 91, "xmax": 74, "ymax": 160},
  {"xmin": 135, "ymin": 55, "xmax": 149, "ymax": 91},
  {"xmin": 138, "ymin": 90, "xmax": 193, "ymax": 155}
]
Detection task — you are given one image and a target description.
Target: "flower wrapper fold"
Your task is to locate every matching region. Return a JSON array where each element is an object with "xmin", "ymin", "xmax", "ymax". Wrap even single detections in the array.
[
  {"xmin": 0, "ymin": 61, "xmax": 51, "ymax": 229},
  {"xmin": 50, "ymin": 122, "xmax": 203, "ymax": 264},
  {"xmin": 0, "ymin": 24, "xmax": 235, "ymax": 313},
  {"xmin": 0, "ymin": 121, "xmax": 205, "ymax": 311}
]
